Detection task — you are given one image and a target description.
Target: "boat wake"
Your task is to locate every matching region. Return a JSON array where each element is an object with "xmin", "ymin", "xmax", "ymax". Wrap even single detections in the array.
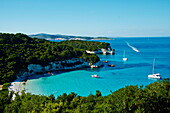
[{"xmin": 126, "ymin": 41, "xmax": 140, "ymax": 52}]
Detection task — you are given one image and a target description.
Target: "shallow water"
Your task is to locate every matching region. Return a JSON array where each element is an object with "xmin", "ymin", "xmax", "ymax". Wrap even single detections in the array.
[{"xmin": 24, "ymin": 38, "xmax": 170, "ymax": 97}]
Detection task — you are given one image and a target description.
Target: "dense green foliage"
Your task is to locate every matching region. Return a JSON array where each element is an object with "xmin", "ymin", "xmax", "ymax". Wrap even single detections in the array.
[
  {"xmin": 0, "ymin": 33, "xmax": 110, "ymax": 84},
  {"xmin": 58, "ymin": 40, "xmax": 111, "ymax": 51},
  {"xmin": 0, "ymin": 79, "xmax": 170, "ymax": 113}
]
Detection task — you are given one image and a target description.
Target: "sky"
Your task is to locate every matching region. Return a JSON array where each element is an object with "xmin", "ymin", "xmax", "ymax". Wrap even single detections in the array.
[{"xmin": 0, "ymin": 0, "xmax": 170, "ymax": 37}]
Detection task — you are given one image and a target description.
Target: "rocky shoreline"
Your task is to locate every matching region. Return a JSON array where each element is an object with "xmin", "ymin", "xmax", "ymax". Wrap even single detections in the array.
[
  {"xmin": 8, "ymin": 58, "xmax": 104, "ymax": 93},
  {"xmin": 17, "ymin": 58, "xmax": 103, "ymax": 80}
]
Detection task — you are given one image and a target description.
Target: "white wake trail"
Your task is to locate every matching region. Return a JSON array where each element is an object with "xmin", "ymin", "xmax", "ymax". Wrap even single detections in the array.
[{"xmin": 126, "ymin": 41, "xmax": 140, "ymax": 52}]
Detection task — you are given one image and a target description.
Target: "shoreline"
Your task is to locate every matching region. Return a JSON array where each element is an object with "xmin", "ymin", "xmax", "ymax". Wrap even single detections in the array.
[
  {"xmin": 8, "ymin": 81, "xmax": 26, "ymax": 94},
  {"xmin": 90, "ymin": 39, "xmax": 114, "ymax": 40},
  {"xmin": 7, "ymin": 68, "xmax": 91, "ymax": 93},
  {"xmin": 7, "ymin": 60, "xmax": 104, "ymax": 94}
]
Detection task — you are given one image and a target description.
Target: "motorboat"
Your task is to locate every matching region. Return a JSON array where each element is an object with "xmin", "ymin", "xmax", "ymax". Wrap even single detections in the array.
[
  {"xmin": 91, "ymin": 65, "xmax": 99, "ymax": 68},
  {"xmin": 91, "ymin": 74, "xmax": 100, "ymax": 78},
  {"xmin": 148, "ymin": 58, "xmax": 161, "ymax": 79}
]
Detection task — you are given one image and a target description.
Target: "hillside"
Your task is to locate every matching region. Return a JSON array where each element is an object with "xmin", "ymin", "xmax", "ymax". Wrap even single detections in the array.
[
  {"xmin": 29, "ymin": 33, "xmax": 113, "ymax": 40},
  {"xmin": 0, "ymin": 33, "xmax": 111, "ymax": 84},
  {"xmin": 0, "ymin": 78, "xmax": 170, "ymax": 112}
]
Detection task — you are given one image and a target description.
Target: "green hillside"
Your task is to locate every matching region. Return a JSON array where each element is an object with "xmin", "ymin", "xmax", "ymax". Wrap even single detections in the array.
[
  {"xmin": 0, "ymin": 78, "xmax": 169, "ymax": 112},
  {"xmin": 0, "ymin": 33, "xmax": 111, "ymax": 84}
]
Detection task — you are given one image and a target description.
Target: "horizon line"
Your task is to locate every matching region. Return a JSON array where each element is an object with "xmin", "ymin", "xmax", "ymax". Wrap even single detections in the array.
[{"xmin": 1, "ymin": 31, "xmax": 170, "ymax": 38}]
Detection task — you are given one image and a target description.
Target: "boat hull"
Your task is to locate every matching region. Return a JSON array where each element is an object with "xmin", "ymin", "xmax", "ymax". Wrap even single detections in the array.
[
  {"xmin": 148, "ymin": 73, "xmax": 161, "ymax": 79},
  {"xmin": 123, "ymin": 58, "xmax": 128, "ymax": 61},
  {"xmin": 91, "ymin": 75, "xmax": 100, "ymax": 78}
]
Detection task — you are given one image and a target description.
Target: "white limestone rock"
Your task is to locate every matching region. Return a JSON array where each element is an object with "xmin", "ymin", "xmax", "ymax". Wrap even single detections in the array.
[{"xmin": 17, "ymin": 58, "xmax": 93, "ymax": 79}]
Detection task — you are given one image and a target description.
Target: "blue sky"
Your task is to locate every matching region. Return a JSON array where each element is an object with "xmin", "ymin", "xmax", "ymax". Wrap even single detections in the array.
[{"xmin": 0, "ymin": 0, "xmax": 170, "ymax": 37}]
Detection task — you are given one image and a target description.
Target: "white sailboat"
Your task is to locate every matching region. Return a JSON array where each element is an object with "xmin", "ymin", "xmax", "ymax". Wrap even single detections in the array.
[
  {"xmin": 148, "ymin": 58, "xmax": 161, "ymax": 79},
  {"xmin": 123, "ymin": 50, "xmax": 128, "ymax": 61}
]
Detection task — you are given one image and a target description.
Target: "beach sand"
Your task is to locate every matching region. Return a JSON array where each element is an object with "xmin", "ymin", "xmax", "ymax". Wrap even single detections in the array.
[
  {"xmin": 8, "ymin": 81, "xmax": 26, "ymax": 100},
  {"xmin": 8, "ymin": 81, "xmax": 25, "ymax": 94}
]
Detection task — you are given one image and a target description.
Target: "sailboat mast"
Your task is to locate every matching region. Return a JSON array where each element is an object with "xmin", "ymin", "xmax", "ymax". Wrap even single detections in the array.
[{"xmin": 152, "ymin": 58, "xmax": 155, "ymax": 74}]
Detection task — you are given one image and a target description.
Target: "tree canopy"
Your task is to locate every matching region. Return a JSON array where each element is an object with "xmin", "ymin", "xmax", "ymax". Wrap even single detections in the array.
[
  {"xmin": 0, "ymin": 78, "xmax": 170, "ymax": 113},
  {"xmin": 0, "ymin": 33, "xmax": 111, "ymax": 84}
]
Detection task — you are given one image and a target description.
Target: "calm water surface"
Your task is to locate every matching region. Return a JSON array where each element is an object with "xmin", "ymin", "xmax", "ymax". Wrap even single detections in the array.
[{"xmin": 24, "ymin": 38, "xmax": 170, "ymax": 97}]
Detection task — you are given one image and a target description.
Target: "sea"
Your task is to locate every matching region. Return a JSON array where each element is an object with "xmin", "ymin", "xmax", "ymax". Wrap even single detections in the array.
[{"xmin": 24, "ymin": 37, "xmax": 170, "ymax": 97}]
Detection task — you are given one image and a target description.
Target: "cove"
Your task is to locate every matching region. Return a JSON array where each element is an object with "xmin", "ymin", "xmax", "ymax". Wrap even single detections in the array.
[{"xmin": 24, "ymin": 38, "xmax": 170, "ymax": 97}]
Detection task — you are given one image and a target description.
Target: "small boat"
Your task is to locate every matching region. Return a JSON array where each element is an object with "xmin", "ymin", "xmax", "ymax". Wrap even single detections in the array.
[
  {"xmin": 103, "ymin": 61, "xmax": 108, "ymax": 63},
  {"xmin": 48, "ymin": 72, "xmax": 51, "ymax": 74},
  {"xmin": 123, "ymin": 50, "xmax": 128, "ymax": 61},
  {"xmin": 108, "ymin": 64, "xmax": 115, "ymax": 67},
  {"xmin": 47, "ymin": 72, "xmax": 54, "ymax": 75},
  {"xmin": 148, "ymin": 58, "xmax": 161, "ymax": 79},
  {"xmin": 91, "ymin": 65, "xmax": 99, "ymax": 68},
  {"xmin": 91, "ymin": 74, "xmax": 100, "ymax": 78},
  {"xmin": 123, "ymin": 57, "xmax": 128, "ymax": 61}
]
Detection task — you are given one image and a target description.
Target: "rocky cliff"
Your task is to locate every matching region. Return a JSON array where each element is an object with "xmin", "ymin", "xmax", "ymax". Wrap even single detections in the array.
[{"xmin": 17, "ymin": 58, "xmax": 103, "ymax": 79}]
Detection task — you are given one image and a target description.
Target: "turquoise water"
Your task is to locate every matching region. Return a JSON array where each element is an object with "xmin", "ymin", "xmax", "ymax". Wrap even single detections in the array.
[{"xmin": 24, "ymin": 38, "xmax": 170, "ymax": 97}]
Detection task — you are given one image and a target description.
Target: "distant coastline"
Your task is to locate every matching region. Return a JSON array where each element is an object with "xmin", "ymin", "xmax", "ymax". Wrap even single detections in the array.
[
  {"xmin": 29, "ymin": 33, "xmax": 114, "ymax": 40},
  {"xmin": 47, "ymin": 38, "xmax": 115, "ymax": 41},
  {"xmin": 91, "ymin": 38, "xmax": 114, "ymax": 40}
]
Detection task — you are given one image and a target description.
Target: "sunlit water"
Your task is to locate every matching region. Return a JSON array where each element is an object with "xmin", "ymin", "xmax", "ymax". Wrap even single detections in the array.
[{"xmin": 24, "ymin": 38, "xmax": 170, "ymax": 97}]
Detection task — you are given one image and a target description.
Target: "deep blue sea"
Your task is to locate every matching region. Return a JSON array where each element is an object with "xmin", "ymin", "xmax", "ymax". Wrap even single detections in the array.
[{"xmin": 24, "ymin": 38, "xmax": 170, "ymax": 97}]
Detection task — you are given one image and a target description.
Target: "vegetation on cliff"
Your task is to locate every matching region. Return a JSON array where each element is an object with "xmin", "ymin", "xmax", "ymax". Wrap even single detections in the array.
[
  {"xmin": 0, "ymin": 79, "xmax": 169, "ymax": 112},
  {"xmin": 58, "ymin": 40, "xmax": 111, "ymax": 51},
  {"xmin": 0, "ymin": 33, "xmax": 111, "ymax": 84}
]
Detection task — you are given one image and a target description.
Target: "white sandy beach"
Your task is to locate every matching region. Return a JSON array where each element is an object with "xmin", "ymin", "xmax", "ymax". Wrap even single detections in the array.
[{"xmin": 8, "ymin": 81, "xmax": 25, "ymax": 94}]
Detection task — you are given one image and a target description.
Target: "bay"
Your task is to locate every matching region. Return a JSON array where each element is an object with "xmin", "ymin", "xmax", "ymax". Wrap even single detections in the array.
[{"xmin": 24, "ymin": 37, "xmax": 170, "ymax": 97}]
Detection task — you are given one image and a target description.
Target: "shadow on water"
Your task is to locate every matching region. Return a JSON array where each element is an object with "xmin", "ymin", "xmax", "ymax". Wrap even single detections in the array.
[
  {"xmin": 148, "ymin": 78, "xmax": 162, "ymax": 81},
  {"xmin": 91, "ymin": 77, "xmax": 104, "ymax": 79},
  {"xmin": 86, "ymin": 61, "xmax": 150, "ymax": 72},
  {"xmin": 156, "ymin": 64, "xmax": 170, "ymax": 70},
  {"xmin": 26, "ymin": 62, "xmax": 152, "ymax": 80},
  {"xmin": 26, "ymin": 68, "xmax": 89, "ymax": 81},
  {"xmin": 168, "ymin": 66, "xmax": 170, "ymax": 70},
  {"xmin": 111, "ymin": 72, "xmax": 117, "ymax": 75}
]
